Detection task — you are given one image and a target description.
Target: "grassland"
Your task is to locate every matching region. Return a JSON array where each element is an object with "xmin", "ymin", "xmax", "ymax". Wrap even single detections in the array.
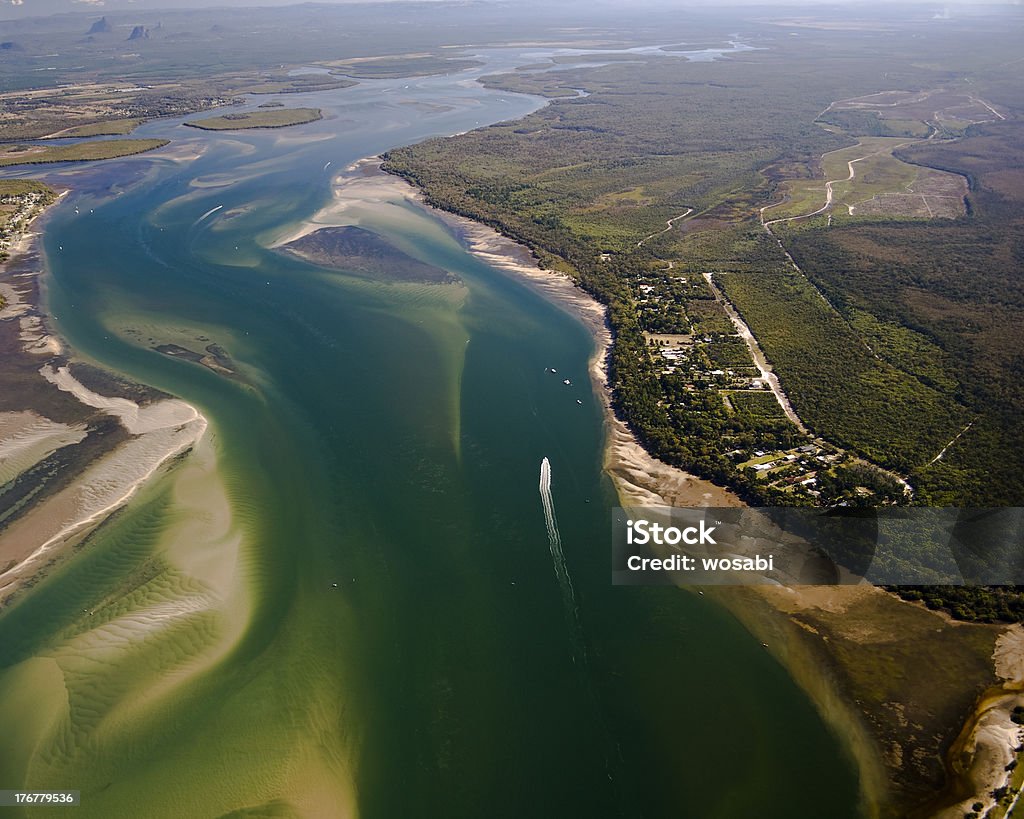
[
  {"xmin": 823, "ymin": 138, "xmax": 918, "ymax": 212},
  {"xmin": 824, "ymin": 88, "xmax": 1006, "ymax": 140},
  {"xmin": 184, "ymin": 108, "xmax": 322, "ymax": 131},
  {"xmin": 0, "ymin": 139, "xmax": 169, "ymax": 168},
  {"xmin": 727, "ymin": 390, "xmax": 787, "ymax": 420}
]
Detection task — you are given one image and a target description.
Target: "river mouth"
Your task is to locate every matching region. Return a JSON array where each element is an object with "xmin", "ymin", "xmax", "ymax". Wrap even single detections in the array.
[{"xmin": 0, "ymin": 48, "xmax": 862, "ymax": 818}]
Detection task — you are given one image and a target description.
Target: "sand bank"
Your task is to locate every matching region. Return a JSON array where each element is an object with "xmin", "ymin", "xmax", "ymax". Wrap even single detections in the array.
[
  {"xmin": 1, "ymin": 272, "xmax": 62, "ymax": 356},
  {"xmin": 40, "ymin": 363, "xmax": 201, "ymax": 435},
  {"xmin": 0, "ymin": 366, "xmax": 207, "ymax": 598},
  {"xmin": 0, "ymin": 410, "xmax": 87, "ymax": 486},
  {"xmin": 60, "ymin": 432, "xmax": 251, "ymax": 724},
  {"xmin": 154, "ymin": 140, "xmax": 210, "ymax": 164}
]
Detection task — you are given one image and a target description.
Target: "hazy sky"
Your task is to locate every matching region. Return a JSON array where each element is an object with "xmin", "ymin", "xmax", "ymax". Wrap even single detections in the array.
[{"xmin": 1, "ymin": 0, "xmax": 1020, "ymax": 21}]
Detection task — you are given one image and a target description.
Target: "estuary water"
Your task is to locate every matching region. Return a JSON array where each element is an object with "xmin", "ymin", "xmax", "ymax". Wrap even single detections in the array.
[{"xmin": 0, "ymin": 50, "xmax": 862, "ymax": 818}]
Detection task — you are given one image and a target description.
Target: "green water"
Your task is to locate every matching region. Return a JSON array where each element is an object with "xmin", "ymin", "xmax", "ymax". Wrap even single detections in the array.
[{"xmin": 0, "ymin": 54, "xmax": 863, "ymax": 818}]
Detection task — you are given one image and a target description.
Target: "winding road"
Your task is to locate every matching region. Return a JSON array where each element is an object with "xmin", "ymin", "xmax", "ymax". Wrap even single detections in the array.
[
  {"xmin": 761, "ymin": 141, "xmax": 914, "ymax": 228},
  {"xmin": 637, "ymin": 208, "xmax": 693, "ymax": 248}
]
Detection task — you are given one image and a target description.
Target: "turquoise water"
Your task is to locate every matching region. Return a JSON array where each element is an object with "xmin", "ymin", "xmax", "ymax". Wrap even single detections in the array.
[{"xmin": 0, "ymin": 52, "xmax": 863, "ymax": 818}]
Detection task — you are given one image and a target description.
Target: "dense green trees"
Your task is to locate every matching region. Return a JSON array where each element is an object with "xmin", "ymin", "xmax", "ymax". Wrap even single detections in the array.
[{"xmin": 383, "ymin": 40, "xmax": 1023, "ymax": 526}]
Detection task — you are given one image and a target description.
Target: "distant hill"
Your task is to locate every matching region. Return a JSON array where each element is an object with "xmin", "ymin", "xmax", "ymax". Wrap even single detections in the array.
[
  {"xmin": 87, "ymin": 17, "xmax": 112, "ymax": 34},
  {"xmin": 126, "ymin": 25, "xmax": 149, "ymax": 41}
]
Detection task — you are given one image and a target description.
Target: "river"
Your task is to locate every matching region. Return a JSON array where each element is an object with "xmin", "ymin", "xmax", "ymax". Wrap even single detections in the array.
[{"xmin": 0, "ymin": 48, "xmax": 862, "ymax": 818}]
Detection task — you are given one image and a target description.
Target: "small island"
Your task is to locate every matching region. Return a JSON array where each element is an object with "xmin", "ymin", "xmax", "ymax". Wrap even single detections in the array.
[
  {"xmin": 184, "ymin": 107, "xmax": 323, "ymax": 131},
  {"xmin": 0, "ymin": 139, "xmax": 170, "ymax": 167},
  {"xmin": 278, "ymin": 226, "xmax": 460, "ymax": 284}
]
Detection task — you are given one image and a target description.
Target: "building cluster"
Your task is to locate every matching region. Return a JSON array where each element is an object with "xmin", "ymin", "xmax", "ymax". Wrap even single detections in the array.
[
  {"xmin": 0, "ymin": 190, "xmax": 49, "ymax": 257},
  {"xmin": 630, "ymin": 267, "xmax": 909, "ymax": 505}
]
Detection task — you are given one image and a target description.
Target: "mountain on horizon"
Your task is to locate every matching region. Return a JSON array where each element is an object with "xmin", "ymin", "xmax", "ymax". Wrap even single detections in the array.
[{"xmin": 87, "ymin": 16, "xmax": 112, "ymax": 34}]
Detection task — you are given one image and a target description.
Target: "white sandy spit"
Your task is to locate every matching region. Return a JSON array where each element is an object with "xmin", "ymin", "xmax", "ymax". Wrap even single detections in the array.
[{"xmin": 0, "ymin": 367, "xmax": 207, "ymax": 595}]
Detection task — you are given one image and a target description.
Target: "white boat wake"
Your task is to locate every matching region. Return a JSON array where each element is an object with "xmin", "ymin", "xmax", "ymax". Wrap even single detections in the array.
[
  {"xmin": 540, "ymin": 457, "xmax": 584, "ymax": 660},
  {"xmin": 539, "ymin": 458, "xmax": 624, "ymax": 786},
  {"xmin": 539, "ymin": 456, "xmax": 561, "ymax": 553},
  {"xmin": 194, "ymin": 204, "xmax": 223, "ymax": 226}
]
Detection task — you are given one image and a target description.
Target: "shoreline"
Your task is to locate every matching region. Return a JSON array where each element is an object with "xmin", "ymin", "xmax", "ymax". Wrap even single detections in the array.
[
  {"xmin": 338, "ymin": 156, "xmax": 894, "ymax": 809},
  {"xmin": 353, "ymin": 155, "xmax": 1024, "ymax": 818},
  {"xmin": 4, "ymin": 149, "xmax": 1013, "ymax": 815},
  {"xmin": 0, "ymin": 189, "xmax": 210, "ymax": 606},
  {"xmin": 304, "ymin": 157, "xmax": 745, "ymax": 509}
]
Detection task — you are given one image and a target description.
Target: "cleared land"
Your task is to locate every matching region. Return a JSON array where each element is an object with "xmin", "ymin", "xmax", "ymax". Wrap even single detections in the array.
[
  {"xmin": 852, "ymin": 166, "xmax": 967, "ymax": 218},
  {"xmin": 762, "ymin": 86, "xmax": 999, "ymax": 225},
  {"xmin": 184, "ymin": 107, "xmax": 322, "ymax": 131},
  {"xmin": 763, "ymin": 136, "xmax": 966, "ymax": 223},
  {"xmin": 781, "ymin": 120, "xmax": 1024, "ymax": 505},
  {"xmin": 0, "ymin": 80, "xmax": 237, "ymax": 141},
  {"xmin": 823, "ymin": 88, "xmax": 1006, "ymax": 138}
]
